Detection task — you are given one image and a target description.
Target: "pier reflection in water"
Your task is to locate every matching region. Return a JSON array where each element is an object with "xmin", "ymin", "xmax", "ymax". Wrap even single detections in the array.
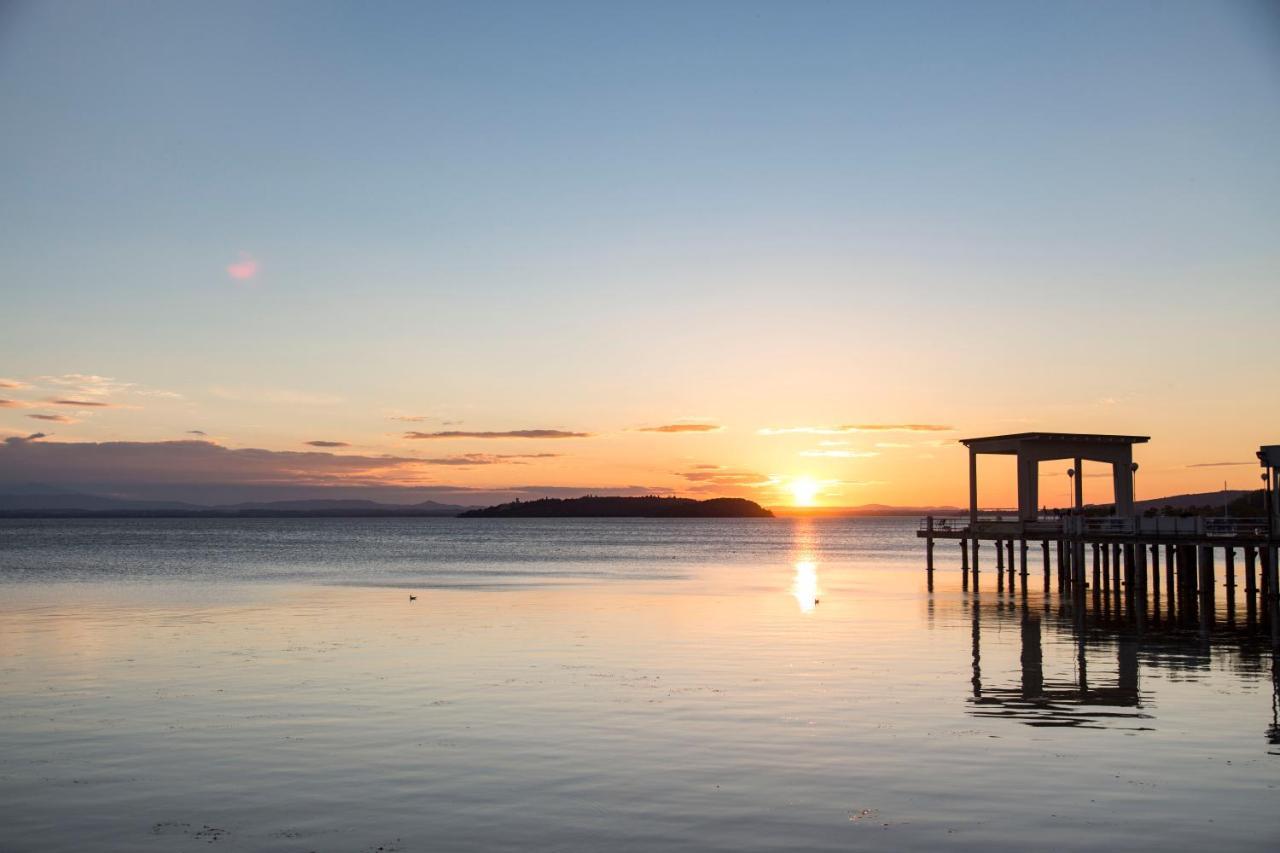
[{"xmin": 930, "ymin": 578, "xmax": 1280, "ymax": 743}]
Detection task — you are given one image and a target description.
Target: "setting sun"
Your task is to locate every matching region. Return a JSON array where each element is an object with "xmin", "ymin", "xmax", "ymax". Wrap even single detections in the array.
[{"xmin": 789, "ymin": 477, "xmax": 821, "ymax": 507}]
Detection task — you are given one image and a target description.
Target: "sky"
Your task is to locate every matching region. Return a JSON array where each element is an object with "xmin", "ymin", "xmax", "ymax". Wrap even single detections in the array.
[{"xmin": 1, "ymin": 1, "xmax": 1278, "ymax": 508}]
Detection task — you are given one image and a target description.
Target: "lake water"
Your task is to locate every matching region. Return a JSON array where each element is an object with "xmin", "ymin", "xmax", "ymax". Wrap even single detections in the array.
[{"xmin": 1, "ymin": 517, "xmax": 1276, "ymax": 851}]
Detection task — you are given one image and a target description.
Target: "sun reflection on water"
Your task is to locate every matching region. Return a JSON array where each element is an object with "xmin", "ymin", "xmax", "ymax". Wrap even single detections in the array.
[{"xmin": 791, "ymin": 559, "xmax": 821, "ymax": 613}]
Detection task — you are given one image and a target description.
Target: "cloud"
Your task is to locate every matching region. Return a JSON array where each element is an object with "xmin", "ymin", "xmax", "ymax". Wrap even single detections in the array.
[
  {"xmin": 27, "ymin": 414, "xmax": 78, "ymax": 424},
  {"xmin": 0, "ymin": 437, "xmax": 598, "ymax": 504},
  {"xmin": 187, "ymin": 430, "xmax": 208, "ymax": 436},
  {"xmin": 798, "ymin": 450, "xmax": 879, "ymax": 458},
  {"xmin": 0, "ymin": 378, "xmax": 28, "ymax": 389},
  {"xmin": 0, "ymin": 439, "xmax": 569, "ymax": 492},
  {"xmin": 3, "ymin": 432, "xmax": 46, "ymax": 445},
  {"xmin": 0, "ymin": 438, "xmax": 432, "ymax": 487},
  {"xmin": 852, "ymin": 424, "xmax": 952, "ymax": 432},
  {"xmin": 873, "ymin": 442, "xmax": 911, "ymax": 448},
  {"xmin": 390, "ymin": 415, "xmax": 431, "ymax": 423},
  {"xmin": 305, "ymin": 440, "xmax": 351, "ymax": 448},
  {"xmin": 0, "ymin": 398, "xmax": 31, "ymax": 408},
  {"xmin": 32, "ymin": 374, "xmax": 179, "ymax": 401},
  {"xmin": 50, "ymin": 399, "xmax": 117, "ymax": 408},
  {"xmin": 759, "ymin": 423, "xmax": 952, "ymax": 436},
  {"xmin": 679, "ymin": 468, "xmax": 773, "ymax": 486},
  {"xmin": 637, "ymin": 423, "xmax": 722, "ymax": 433},
  {"xmin": 226, "ymin": 253, "xmax": 258, "ymax": 281},
  {"xmin": 417, "ymin": 453, "xmax": 561, "ymax": 466},
  {"xmin": 39, "ymin": 374, "xmax": 132, "ymax": 397},
  {"xmin": 1187, "ymin": 461, "xmax": 1254, "ymax": 468},
  {"xmin": 404, "ymin": 429, "xmax": 590, "ymax": 440}
]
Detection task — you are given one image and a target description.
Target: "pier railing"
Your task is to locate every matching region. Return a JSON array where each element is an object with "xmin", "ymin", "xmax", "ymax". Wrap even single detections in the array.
[
  {"xmin": 1204, "ymin": 517, "xmax": 1269, "ymax": 538},
  {"xmin": 921, "ymin": 514, "xmax": 1272, "ymax": 541},
  {"xmin": 919, "ymin": 516, "xmax": 1065, "ymax": 534}
]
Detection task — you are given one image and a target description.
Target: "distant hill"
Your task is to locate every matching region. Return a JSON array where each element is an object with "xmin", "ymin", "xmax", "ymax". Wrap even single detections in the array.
[
  {"xmin": 0, "ymin": 489, "xmax": 470, "ymax": 518},
  {"xmin": 0, "ymin": 489, "xmax": 201, "ymax": 512},
  {"xmin": 460, "ymin": 496, "xmax": 774, "ymax": 518}
]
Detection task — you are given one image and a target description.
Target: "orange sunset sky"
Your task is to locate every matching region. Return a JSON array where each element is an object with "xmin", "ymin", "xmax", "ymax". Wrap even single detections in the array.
[{"xmin": 2, "ymin": 3, "xmax": 1277, "ymax": 508}]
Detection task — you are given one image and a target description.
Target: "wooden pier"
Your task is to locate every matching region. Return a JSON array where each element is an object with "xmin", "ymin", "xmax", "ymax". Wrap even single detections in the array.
[{"xmin": 918, "ymin": 433, "xmax": 1280, "ymax": 645}]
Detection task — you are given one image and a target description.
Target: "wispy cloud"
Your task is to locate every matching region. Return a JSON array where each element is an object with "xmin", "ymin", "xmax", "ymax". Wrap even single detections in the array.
[
  {"xmin": 798, "ymin": 449, "xmax": 879, "ymax": 458},
  {"xmin": 0, "ymin": 438, "xmax": 433, "ymax": 487},
  {"xmin": 418, "ymin": 453, "xmax": 561, "ymax": 466},
  {"xmin": 849, "ymin": 424, "xmax": 953, "ymax": 432},
  {"xmin": 637, "ymin": 422, "xmax": 722, "ymax": 433},
  {"xmin": 39, "ymin": 374, "xmax": 131, "ymax": 397},
  {"xmin": 759, "ymin": 423, "xmax": 953, "ymax": 436},
  {"xmin": 226, "ymin": 253, "xmax": 258, "ymax": 281},
  {"xmin": 0, "ymin": 378, "xmax": 28, "ymax": 389},
  {"xmin": 390, "ymin": 415, "xmax": 431, "ymax": 423},
  {"xmin": 874, "ymin": 442, "xmax": 911, "ymax": 448},
  {"xmin": 0, "ymin": 439, "xmax": 562, "ymax": 494},
  {"xmin": 27, "ymin": 414, "xmax": 78, "ymax": 423},
  {"xmin": 50, "ymin": 399, "xmax": 117, "ymax": 408},
  {"xmin": 0, "ymin": 398, "xmax": 31, "ymax": 409},
  {"xmin": 679, "ymin": 468, "xmax": 773, "ymax": 486},
  {"xmin": 305, "ymin": 440, "xmax": 351, "ymax": 448},
  {"xmin": 187, "ymin": 430, "xmax": 208, "ymax": 436},
  {"xmin": 33, "ymin": 374, "xmax": 178, "ymax": 401},
  {"xmin": 3, "ymin": 432, "xmax": 46, "ymax": 446},
  {"xmin": 404, "ymin": 430, "xmax": 590, "ymax": 440},
  {"xmin": 1187, "ymin": 461, "xmax": 1254, "ymax": 468}
]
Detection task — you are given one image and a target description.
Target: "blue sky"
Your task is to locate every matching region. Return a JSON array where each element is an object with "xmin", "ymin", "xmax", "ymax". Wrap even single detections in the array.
[{"xmin": 1, "ymin": 1, "xmax": 1278, "ymax": 505}]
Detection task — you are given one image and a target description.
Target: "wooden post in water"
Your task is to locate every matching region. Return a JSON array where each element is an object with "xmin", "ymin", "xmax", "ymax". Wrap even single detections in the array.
[
  {"xmin": 1041, "ymin": 540, "xmax": 1050, "ymax": 596},
  {"xmin": 1020, "ymin": 540, "xmax": 1028, "ymax": 578},
  {"xmin": 1184, "ymin": 545, "xmax": 1200, "ymax": 624},
  {"xmin": 1007, "ymin": 539, "xmax": 1015, "ymax": 585},
  {"xmin": 1135, "ymin": 542, "xmax": 1148, "ymax": 626},
  {"xmin": 1111, "ymin": 543, "xmax": 1123, "ymax": 610},
  {"xmin": 1224, "ymin": 547, "xmax": 1236, "ymax": 625},
  {"xmin": 1101, "ymin": 543, "xmax": 1111, "ymax": 598},
  {"xmin": 1150, "ymin": 544, "xmax": 1161, "ymax": 617},
  {"xmin": 925, "ymin": 516, "xmax": 935, "ymax": 575},
  {"xmin": 1264, "ymin": 546, "xmax": 1280, "ymax": 644},
  {"xmin": 1074, "ymin": 539, "xmax": 1087, "ymax": 607},
  {"xmin": 1260, "ymin": 547, "xmax": 1272, "ymax": 627},
  {"xmin": 1245, "ymin": 546, "xmax": 1257, "ymax": 625},
  {"xmin": 996, "ymin": 540, "xmax": 1004, "ymax": 571},
  {"xmin": 1125, "ymin": 544, "xmax": 1137, "ymax": 617},
  {"xmin": 1092, "ymin": 544, "xmax": 1101, "ymax": 591},
  {"xmin": 1056, "ymin": 541, "xmax": 1065, "ymax": 593},
  {"xmin": 1166, "ymin": 544, "xmax": 1177, "ymax": 620},
  {"xmin": 1199, "ymin": 545, "xmax": 1216, "ymax": 634}
]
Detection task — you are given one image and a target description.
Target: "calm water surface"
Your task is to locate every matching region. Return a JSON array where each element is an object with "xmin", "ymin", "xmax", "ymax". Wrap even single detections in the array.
[{"xmin": 1, "ymin": 518, "xmax": 1276, "ymax": 851}]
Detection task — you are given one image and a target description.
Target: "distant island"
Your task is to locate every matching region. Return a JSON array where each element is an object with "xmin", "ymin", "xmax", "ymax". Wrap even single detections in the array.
[{"xmin": 459, "ymin": 496, "xmax": 774, "ymax": 518}]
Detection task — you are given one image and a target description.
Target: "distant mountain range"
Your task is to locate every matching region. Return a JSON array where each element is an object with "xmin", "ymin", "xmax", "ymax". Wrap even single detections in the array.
[
  {"xmin": 0, "ymin": 486, "xmax": 470, "ymax": 517},
  {"xmin": 0, "ymin": 485, "xmax": 1262, "ymax": 519}
]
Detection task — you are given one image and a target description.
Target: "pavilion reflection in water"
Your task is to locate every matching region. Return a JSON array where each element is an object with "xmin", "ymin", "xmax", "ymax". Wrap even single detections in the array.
[{"xmin": 932, "ymin": 586, "xmax": 1280, "ymax": 743}]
